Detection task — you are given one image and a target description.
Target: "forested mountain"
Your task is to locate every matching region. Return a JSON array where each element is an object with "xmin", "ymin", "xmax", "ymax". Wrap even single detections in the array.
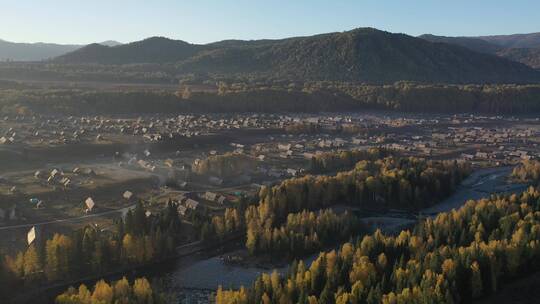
[
  {"xmin": 54, "ymin": 37, "xmax": 203, "ymax": 64},
  {"xmin": 479, "ymin": 32, "xmax": 540, "ymax": 49},
  {"xmin": 420, "ymin": 32, "xmax": 540, "ymax": 52},
  {"xmin": 418, "ymin": 34, "xmax": 503, "ymax": 54},
  {"xmin": 420, "ymin": 33, "xmax": 540, "ymax": 70},
  {"xmin": 497, "ymin": 47, "xmax": 540, "ymax": 69},
  {"xmin": 53, "ymin": 28, "xmax": 540, "ymax": 83},
  {"xmin": 217, "ymin": 188, "xmax": 540, "ymax": 303},
  {"xmin": 3, "ymin": 83, "xmax": 540, "ymax": 115},
  {"xmin": 0, "ymin": 39, "xmax": 122, "ymax": 62}
]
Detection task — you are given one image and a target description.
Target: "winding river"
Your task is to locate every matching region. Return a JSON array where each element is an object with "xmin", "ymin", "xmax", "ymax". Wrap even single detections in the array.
[{"xmin": 148, "ymin": 166, "xmax": 527, "ymax": 303}]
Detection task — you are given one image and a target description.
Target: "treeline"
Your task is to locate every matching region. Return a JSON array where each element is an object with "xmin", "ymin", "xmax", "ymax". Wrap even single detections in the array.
[
  {"xmin": 0, "ymin": 62, "xmax": 176, "ymax": 84},
  {"xmin": 176, "ymin": 82, "xmax": 540, "ymax": 114},
  {"xmin": 192, "ymin": 153, "xmax": 257, "ymax": 178},
  {"xmin": 246, "ymin": 209, "xmax": 363, "ymax": 258},
  {"xmin": 216, "ymin": 187, "xmax": 540, "ymax": 303},
  {"xmin": 255, "ymin": 157, "xmax": 470, "ymax": 220},
  {"xmin": 0, "ymin": 87, "xmax": 357, "ymax": 115},
  {"xmin": 0, "ymin": 202, "xmax": 181, "ymax": 298},
  {"xmin": 0, "ymin": 89, "xmax": 184, "ymax": 115},
  {"xmin": 5, "ymin": 82, "xmax": 540, "ymax": 115},
  {"xmin": 283, "ymin": 121, "xmax": 365, "ymax": 135},
  {"xmin": 194, "ymin": 194, "xmax": 257, "ymax": 242},
  {"xmin": 315, "ymin": 82, "xmax": 540, "ymax": 114},
  {"xmin": 207, "ymin": 207, "xmax": 244, "ymax": 241},
  {"xmin": 243, "ymin": 157, "xmax": 469, "ymax": 259},
  {"xmin": 309, "ymin": 148, "xmax": 392, "ymax": 174},
  {"xmin": 56, "ymin": 276, "xmax": 166, "ymax": 304},
  {"xmin": 512, "ymin": 160, "xmax": 540, "ymax": 184},
  {"xmin": 284, "ymin": 123, "xmax": 322, "ymax": 134}
]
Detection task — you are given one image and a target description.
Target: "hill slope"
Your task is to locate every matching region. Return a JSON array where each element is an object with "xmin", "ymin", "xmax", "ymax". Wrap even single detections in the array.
[
  {"xmin": 479, "ymin": 32, "xmax": 540, "ymax": 49},
  {"xmin": 54, "ymin": 28, "xmax": 540, "ymax": 83},
  {"xmin": 179, "ymin": 28, "xmax": 540, "ymax": 83},
  {"xmin": 0, "ymin": 39, "xmax": 123, "ymax": 61},
  {"xmin": 55, "ymin": 37, "xmax": 205, "ymax": 64},
  {"xmin": 420, "ymin": 33, "xmax": 540, "ymax": 70},
  {"xmin": 497, "ymin": 48, "xmax": 540, "ymax": 70},
  {"xmin": 418, "ymin": 34, "xmax": 502, "ymax": 54},
  {"xmin": 0, "ymin": 40, "xmax": 80, "ymax": 61}
]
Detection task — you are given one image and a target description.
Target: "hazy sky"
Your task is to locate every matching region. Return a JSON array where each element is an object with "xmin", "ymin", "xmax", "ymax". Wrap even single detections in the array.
[{"xmin": 1, "ymin": 0, "xmax": 539, "ymax": 44}]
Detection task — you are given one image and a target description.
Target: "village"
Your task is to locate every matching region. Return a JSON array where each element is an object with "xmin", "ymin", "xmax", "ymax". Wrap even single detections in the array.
[
  {"xmin": 3, "ymin": 2, "xmax": 540, "ymax": 302},
  {"xmin": 1, "ymin": 111, "xmax": 540, "ymax": 253}
]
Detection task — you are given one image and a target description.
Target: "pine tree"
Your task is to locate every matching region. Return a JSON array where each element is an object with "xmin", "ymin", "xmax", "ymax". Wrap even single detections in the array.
[
  {"xmin": 23, "ymin": 244, "xmax": 41, "ymax": 281},
  {"xmin": 91, "ymin": 280, "xmax": 113, "ymax": 303},
  {"xmin": 113, "ymin": 276, "xmax": 131, "ymax": 303},
  {"xmin": 133, "ymin": 277, "xmax": 153, "ymax": 303},
  {"xmin": 470, "ymin": 261, "xmax": 483, "ymax": 299}
]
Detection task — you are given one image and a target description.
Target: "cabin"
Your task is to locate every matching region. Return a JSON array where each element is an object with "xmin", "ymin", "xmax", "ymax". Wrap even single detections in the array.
[
  {"xmin": 185, "ymin": 199, "xmax": 199, "ymax": 210},
  {"xmin": 217, "ymin": 196, "xmax": 227, "ymax": 205},
  {"xmin": 278, "ymin": 143, "xmax": 292, "ymax": 151},
  {"xmin": 204, "ymin": 191, "xmax": 218, "ymax": 202},
  {"xmin": 286, "ymin": 168, "xmax": 299, "ymax": 176},
  {"xmin": 123, "ymin": 191, "xmax": 133, "ymax": 200},
  {"xmin": 178, "ymin": 205, "xmax": 187, "ymax": 216},
  {"xmin": 85, "ymin": 197, "xmax": 95, "ymax": 213}
]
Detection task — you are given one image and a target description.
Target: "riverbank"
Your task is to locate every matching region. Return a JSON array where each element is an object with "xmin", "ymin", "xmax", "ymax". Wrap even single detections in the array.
[
  {"xmin": 146, "ymin": 165, "xmax": 527, "ymax": 303},
  {"xmin": 17, "ymin": 165, "xmax": 527, "ymax": 304},
  {"xmin": 9, "ymin": 232, "xmax": 244, "ymax": 304}
]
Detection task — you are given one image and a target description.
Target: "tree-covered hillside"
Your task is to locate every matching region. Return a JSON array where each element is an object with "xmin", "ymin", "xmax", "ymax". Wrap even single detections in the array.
[
  {"xmin": 216, "ymin": 188, "xmax": 540, "ymax": 303},
  {"xmin": 53, "ymin": 28, "xmax": 540, "ymax": 83},
  {"xmin": 420, "ymin": 33, "xmax": 540, "ymax": 70}
]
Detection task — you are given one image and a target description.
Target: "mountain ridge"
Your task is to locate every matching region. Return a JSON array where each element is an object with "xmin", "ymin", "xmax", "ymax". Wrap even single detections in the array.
[
  {"xmin": 478, "ymin": 32, "xmax": 540, "ymax": 49},
  {"xmin": 419, "ymin": 33, "xmax": 540, "ymax": 69},
  {"xmin": 0, "ymin": 39, "xmax": 122, "ymax": 61},
  {"xmin": 53, "ymin": 28, "xmax": 540, "ymax": 84},
  {"xmin": 54, "ymin": 37, "xmax": 203, "ymax": 64}
]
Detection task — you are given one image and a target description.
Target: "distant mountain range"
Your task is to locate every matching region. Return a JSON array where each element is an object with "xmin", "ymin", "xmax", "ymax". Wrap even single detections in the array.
[
  {"xmin": 53, "ymin": 28, "xmax": 540, "ymax": 83},
  {"xmin": 0, "ymin": 39, "xmax": 122, "ymax": 61},
  {"xmin": 478, "ymin": 32, "xmax": 540, "ymax": 49},
  {"xmin": 419, "ymin": 32, "xmax": 540, "ymax": 69},
  {"xmin": 2, "ymin": 29, "xmax": 540, "ymax": 83},
  {"xmin": 54, "ymin": 37, "xmax": 203, "ymax": 64}
]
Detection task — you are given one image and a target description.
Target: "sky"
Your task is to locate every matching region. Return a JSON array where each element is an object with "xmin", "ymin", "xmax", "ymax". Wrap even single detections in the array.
[{"xmin": 0, "ymin": 0, "xmax": 539, "ymax": 45}]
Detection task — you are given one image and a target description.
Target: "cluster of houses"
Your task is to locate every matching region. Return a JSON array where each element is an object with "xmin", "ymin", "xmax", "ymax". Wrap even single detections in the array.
[
  {"xmin": 3, "ymin": 112, "xmax": 540, "ymax": 153},
  {"xmin": 381, "ymin": 124, "xmax": 539, "ymax": 162},
  {"xmin": 175, "ymin": 191, "xmax": 228, "ymax": 216},
  {"xmin": 0, "ymin": 167, "xmax": 94, "ymax": 205},
  {"xmin": 0, "ymin": 113, "xmax": 399, "ymax": 146},
  {"xmin": 4, "ymin": 113, "xmax": 540, "ymax": 197},
  {"xmin": 0, "ymin": 114, "xmax": 298, "ymax": 146},
  {"xmin": 175, "ymin": 194, "xmax": 200, "ymax": 216},
  {"xmin": 33, "ymin": 167, "xmax": 97, "ymax": 189},
  {"xmin": 0, "ymin": 166, "xmax": 112, "ymax": 222},
  {"xmin": 1, "ymin": 115, "xmax": 91, "ymax": 145}
]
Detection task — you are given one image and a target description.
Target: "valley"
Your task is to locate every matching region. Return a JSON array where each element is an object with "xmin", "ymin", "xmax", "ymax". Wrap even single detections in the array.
[{"xmin": 2, "ymin": 5, "xmax": 540, "ymax": 303}]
